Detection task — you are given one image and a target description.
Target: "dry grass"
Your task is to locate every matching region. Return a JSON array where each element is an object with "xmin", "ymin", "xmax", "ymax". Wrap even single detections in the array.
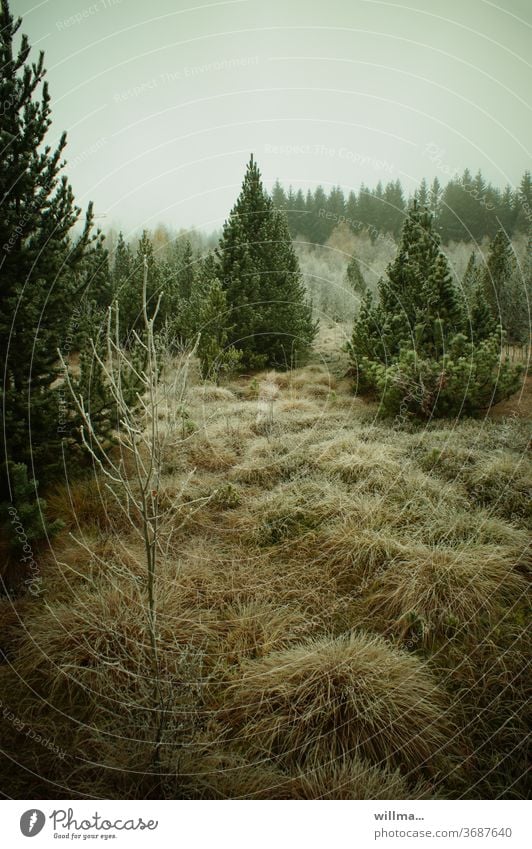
[
  {"xmin": 287, "ymin": 758, "xmax": 436, "ymax": 800},
  {"xmin": 0, "ymin": 359, "xmax": 530, "ymax": 799},
  {"xmin": 221, "ymin": 632, "xmax": 452, "ymax": 774},
  {"xmin": 361, "ymin": 544, "xmax": 530, "ymax": 648}
]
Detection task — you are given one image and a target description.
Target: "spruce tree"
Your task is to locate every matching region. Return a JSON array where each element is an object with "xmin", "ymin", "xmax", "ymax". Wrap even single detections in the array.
[
  {"xmin": 216, "ymin": 155, "xmax": 316, "ymax": 369},
  {"xmin": 175, "ymin": 239, "xmax": 196, "ymax": 300},
  {"xmin": 271, "ymin": 179, "xmax": 287, "ymax": 212},
  {"xmin": 415, "ymin": 178, "xmax": 429, "ymax": 208},
  {"xmin": 0, "ymin": 0, "xmax": 96, "ymax": 511},
  {"xmin": 462, "ymin": 252, "xmax": 482, "ymax": 300}
]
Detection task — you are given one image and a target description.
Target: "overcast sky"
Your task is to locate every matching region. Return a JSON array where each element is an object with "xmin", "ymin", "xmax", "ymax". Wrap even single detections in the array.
[{"xmin": 11, "ymin": 0, "xmax": 532, "ymax": 235}]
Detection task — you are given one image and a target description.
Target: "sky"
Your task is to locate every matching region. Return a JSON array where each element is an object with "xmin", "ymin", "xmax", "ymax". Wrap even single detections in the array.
[{"xmin": 11, "ymin": 0, "xmax": 532, "ymax": 236}]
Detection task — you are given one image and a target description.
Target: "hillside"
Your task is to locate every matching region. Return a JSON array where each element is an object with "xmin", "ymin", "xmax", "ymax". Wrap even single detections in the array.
[{"xmin": 0, "ymin": 325, "xmax": 529, "ymax": 800}]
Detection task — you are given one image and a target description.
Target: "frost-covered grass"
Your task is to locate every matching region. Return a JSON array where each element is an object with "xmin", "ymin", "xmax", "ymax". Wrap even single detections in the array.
[{"xmin": 0, "ymin": 353, "xmax": 529, "ymax": 799}]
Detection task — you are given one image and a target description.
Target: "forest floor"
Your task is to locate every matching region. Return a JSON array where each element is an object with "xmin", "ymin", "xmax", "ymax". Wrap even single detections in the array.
[{"xmin": 0, "ymin": 323, "xmax": 530, "ymax": 799}]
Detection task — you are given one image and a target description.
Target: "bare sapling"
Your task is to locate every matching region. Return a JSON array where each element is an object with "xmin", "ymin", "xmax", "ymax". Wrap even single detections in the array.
[{"xmin": 60, "ymin": 256, "xmax": 205, "ymax": 781}]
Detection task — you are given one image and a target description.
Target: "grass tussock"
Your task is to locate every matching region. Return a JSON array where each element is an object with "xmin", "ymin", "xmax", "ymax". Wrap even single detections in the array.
[
  {"xmin": 361, "ymin": 544, "xmax": 529, "ymax": 648},
  {"xmin": 222, "ymin": 633, "xmax": 452, "ymax": 774},
  {"xmin": 1, "ymin": 353, "xmax": 530, "ymax": 799}
]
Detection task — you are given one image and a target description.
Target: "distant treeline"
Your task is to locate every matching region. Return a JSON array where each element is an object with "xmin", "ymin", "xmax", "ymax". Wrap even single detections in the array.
[{"xmin": 271, "ymin": 170, "xmax": 532, "ymax": 245}]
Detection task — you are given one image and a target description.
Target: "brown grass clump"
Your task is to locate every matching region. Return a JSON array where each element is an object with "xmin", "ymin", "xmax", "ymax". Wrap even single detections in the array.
[
  {"xmin": 187, "ymin": 436, "xmax": 238, "ymax": 471},
  {"xmin": 287, "ymin": 757, "xmax": 435, "ymax": 800},
  {"xmin": 253, "ymin": 477, "xmax": 350, "ymax": 545},
  {"xmin": 189, "ymin": 384, "xmax": 236, "ymax": 403},
  {"xmin": 222, "ymin": 632, "xmax": 452, "ymax": 774},
  {"xmin": 361, "ymin": 545, "xmax": 529, "ymax": 648},
  {"xmin": 464, "ymin": 452, "xmax": 532, "ymax": 523},
  {"xmin": 186, "ymin": 751, "xmax": 434, "ymax": 799},
  {"xmin": 216, "ymin": 600, "xmax": 310, "ymax": 666},
  {"xmin": 2, "ymin": 358, "xmax": 529, "ymax": 799},
  {"xmin": 46, "ymin": 475, "xmax": 135, "ymax": 534}
]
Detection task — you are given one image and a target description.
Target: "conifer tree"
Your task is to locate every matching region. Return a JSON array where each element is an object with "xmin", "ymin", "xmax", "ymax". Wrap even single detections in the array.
[
  {"xmin": 196, "ymin": 261, "xmax": 241, "ymax": 382},
  {"xmin": 118, "ymin": 230, "xmax": 161, "ymax": 341},
  {"xmin": 0, "ymin": 0, "xmax": 97, "ymax": 514},
  {"xmin": 216, "ymin": 155, "xmax": 316, "ymax": 369},
  {"xmin": 415, "ymin": 178, "xmax": 429, "ymax": 208},
  {"xmin": 515, "ymin": 171, "xmax": 532, "ymax": 234},
  {"xmin": 271, "ymin": 179, "xmax": 287, "ymax": 212},
  {"xmin": 346, "ymin": 254, "xmax": 367, "ymax": 295},
  {"xmin": 373, "ymin": 202, "xmax": 463, "ymax": 359},
  {"xmin": 112, "ymin": 232, "xmax": 132, "ymax": 291},
  {"xmin": 482, "ymin": 228, "xmax": 518, "ymax": 334},
  {"xmin": 350, "ymin": 202, "xmax": 520, "ymax": 417},
  {"xmin": 462, "ymin": 252, "xmax": 482, "ymax": 299},
  {"xmin": 461, "ymin": 253, "xmax": 495, "ymax": 341},
  {"xmin": 176, "ymin": 239, "xmax": 196, "ymax": 300}
]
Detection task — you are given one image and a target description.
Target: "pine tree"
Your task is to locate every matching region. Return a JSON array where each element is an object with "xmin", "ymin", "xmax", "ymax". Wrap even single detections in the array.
[
  {"xmin": 415, "ymin": 178, "xmax": 429, "ymax": 208},
  {"xmin": 175, "ymin": 239, "xmax": 196, "ymax": 300},
  {"xmin": 482, "ymin": 228, "xmax": 516, "ymax": 323},
  {"xmin": 429, "ymin": 177, "xmax": 442, "ymax": 223},
  {"xmin": 216, "ymin": 155, "xmax": 316, "ymax": 369},
  {"xmin": 350, "ymin": 202, "xmax": 520, "ymax": 417},
  {"xmin": 462, "ymin": 252, "xmax": 482, "ymax": 299},
  {"xmin": 373, "ymin": 201, "xmax": 463, "ymax": 359},
  {"xmin": 0, "ymin": 0, "xmax": 96, "ymax": 511},
  {"xmin": 346, "ymin": 190, "xmax": 358, "ymax": 226},
  {"xmin": 112, "ymin": 232, "xmax": 132, "ymax": 294},
  {"xmin": 346, "ymin": 253, "xmax": 367, "ymax": 295},
  {"xmin": 196, "ymin": 261, "xmax": 241, "ymax": 382},
  {"xmin": 79, "ymin": 237, "xmax": 112, "ymax": 310},
  {"xmin": 382, "ymin": 180, "xmax": 405, "ymax": 237},
  {"xmin": 469, "ymin": 281, "xmax": 497, "ymax": 342},
  {"xmin": 118, "ymin": 230, "xmax": 161, "ymax": 341},
  {"xmin": 460, "ymin": 252, "xmax": 494, "ymax": 341},
  {"xmin": 271, "ymin": 179, "xmax": 287, "ymax": 212},
  {"xmin": 515, "ymin": 171, "xmax": 532, "ymax": 234}
]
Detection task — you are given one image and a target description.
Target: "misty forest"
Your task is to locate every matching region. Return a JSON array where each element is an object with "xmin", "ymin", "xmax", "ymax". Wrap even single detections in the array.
[{"xmin": 0, "ymin": 0, "xmax": 530, "ymax": 801}]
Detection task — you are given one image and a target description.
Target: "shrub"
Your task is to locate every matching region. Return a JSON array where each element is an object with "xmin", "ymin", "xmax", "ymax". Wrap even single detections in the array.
[
  {"xmin": 358, "ymin": 334, "xmax": 522, "ymax": 419},
  {"xmin": 350, "ymin": 203, "xmax": 523, "ymax": 418}
]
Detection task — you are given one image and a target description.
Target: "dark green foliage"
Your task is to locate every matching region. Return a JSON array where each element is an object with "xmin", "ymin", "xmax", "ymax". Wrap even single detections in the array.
[
  {"xmin": 217, "ymin": 155, "xmax": 316, "ymax": 369},
  {"xmin": 372, "ymin": 202, "xmax": 464, "ymax": 361},
  {"xmin": 350, "ymin": 203, "xmax": 522, "ymax": 418},
  {"xmin": 271, "ymin": 170, "xmax": 531, "ymax": 246},
  {"xmin": 461, "ymin": 252, "xmax": 482, "ymax": 300},
  {"xmin": 196, "ymin": 276, "xmax": 242, "ymax": 382},
  {"xmin": 345, "ymin": 254, "xmax": 367, "ymax": 295},
  {"xmin": 359, "ymin": 334, "xmax": 521, "ymax": 419},
  {"xmin": 0, "ymin": 0, "xmax": 100, "ymax": 557},
  {"xmin": 117, "ymin": 230, "xmax": 162, "ymax": 342},
  {"xmin": 515, "ymin": 170, "xmax": 532, "ymax": 234},
  {"xmin": 462, "ymin": 252, "xmax": 502, "ymax": 343},
  {"xmin": 1, "ymin": 463, "xmax": 62, "ymax": 549},
  {"xmin": 112, "ymin": 231, "xmax": 133, "ymax": 305},
  {"xmin": 163, "ymin": 239, "xmax": 204, "ymax": 346},
  {"xmin": 483, "ymin": 228, "xmax": 529, "ymax": 342}
]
